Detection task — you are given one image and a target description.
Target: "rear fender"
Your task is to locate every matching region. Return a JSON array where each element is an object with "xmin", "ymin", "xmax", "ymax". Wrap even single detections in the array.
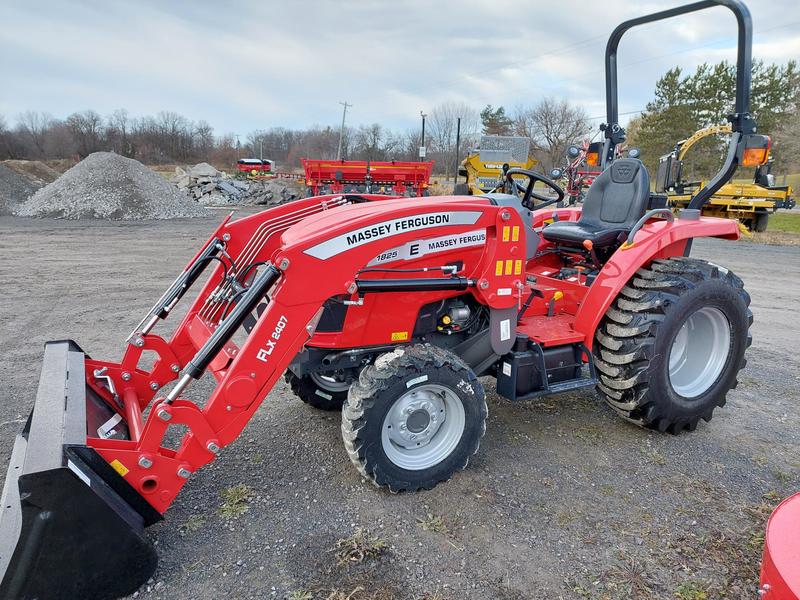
[{"xmin": 573, "ymin": 216, "xmax": 739, "ymax": 349}]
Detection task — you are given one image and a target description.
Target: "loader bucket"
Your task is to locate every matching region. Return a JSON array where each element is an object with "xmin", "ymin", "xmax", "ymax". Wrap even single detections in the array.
[{"xmin": 0, "ymin": 340, "xmax": 161, "ymax": 600}]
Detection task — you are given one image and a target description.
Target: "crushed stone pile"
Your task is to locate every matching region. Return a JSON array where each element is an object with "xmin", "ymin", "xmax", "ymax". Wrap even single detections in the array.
[
  {"xmin": 174, "ymin": 163, "xmax": 304, "ymax": 206},
  {"xmin": 0, "ymin": 164, "xmax": 40, "ymax": 215},
  {"xmin": 2, "ymin": 160, "xmax": 61, "ymax": 187},
  {"xmin": 16, "ymin": 152, "xmax": 209, "ymax": 220}
]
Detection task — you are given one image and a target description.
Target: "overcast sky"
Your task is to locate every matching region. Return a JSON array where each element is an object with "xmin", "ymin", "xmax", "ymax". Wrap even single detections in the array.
[{"xmin": 2, "ymin": 0, "xmax": 799, "ymax": 136}]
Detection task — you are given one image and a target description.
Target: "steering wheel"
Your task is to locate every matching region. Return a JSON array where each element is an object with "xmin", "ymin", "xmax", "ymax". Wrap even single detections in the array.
[{"xmin": 496, "ymin": 167, "xmax": 565, "ymax": 210}]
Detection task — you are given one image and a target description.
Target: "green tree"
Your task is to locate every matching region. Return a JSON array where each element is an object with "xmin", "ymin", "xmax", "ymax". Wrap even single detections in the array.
[
  {"xmin": 629, "ymin": 60, "xmax": 800, "ymax": 175},
  {"xmin": 480, "ymin": 105, "xmax": 513, "ymax": 136}
]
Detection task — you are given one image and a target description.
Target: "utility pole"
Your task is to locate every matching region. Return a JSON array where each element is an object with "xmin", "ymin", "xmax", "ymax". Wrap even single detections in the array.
[
  {"xmin": 453, "ymin": 117, "xmax": 461, "ymax": 183},
  {"xmin": 259, "ymin": 138, "xmax": 263, "ymax": 161},
  {"xmin": 337, "ymin": 101, "xmax": 352, "ymax": 160},
  {"xmin": 419, "ymin": 111, "xmax": 427, "ymax": 162}
]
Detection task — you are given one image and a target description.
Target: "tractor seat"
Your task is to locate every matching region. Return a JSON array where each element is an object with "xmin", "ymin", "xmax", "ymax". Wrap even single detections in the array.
[{"xmin": 543, "ymin": 158, "xmax": 650, "ymax": 248}]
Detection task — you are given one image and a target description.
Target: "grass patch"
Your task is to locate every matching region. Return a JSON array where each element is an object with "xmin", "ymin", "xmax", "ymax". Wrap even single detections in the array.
[
  {"xmin": 219, "ymin": 484, "xmax": 252, "ymax": 519},
  {"xmin": 574, "ymin": 425, "xmax": 604, "ymax": 444},
  {"xmin": 769, "ymin": 212, "xmax": 800, "ymax": 234},
  {"xmin": 333, "ymin": 529, "xmax": 388, "ymax": 565},
  {"xmin": 674, "ymin": 581, "xmax": 709, "ymax": 600},
  {"xmin": 642, "ymin": 447, "xmax": 667, "ymax": 466},
  {"xmin": 287, "ymin": 592, "xmax": 313, "ymax": 600},
  {"xmin": 179, "ymin": 514, "xmax": 206, "ymax": 534},
  {"xmin": 773, "ymin": 467, "xmax": 793, "ymax": 484}
]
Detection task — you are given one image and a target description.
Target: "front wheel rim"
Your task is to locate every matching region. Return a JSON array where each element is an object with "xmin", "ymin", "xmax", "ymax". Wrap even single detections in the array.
[
  {"xmin": 668, "ymin": 306, "xmax": 732, "ymax": 398},
  {"xmin": 381, "ymin": 384, "xmax": 466, "ymax": 471}
]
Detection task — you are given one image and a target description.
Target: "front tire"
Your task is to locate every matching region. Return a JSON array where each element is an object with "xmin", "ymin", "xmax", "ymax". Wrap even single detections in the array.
[
  {"xmin": 594, "ymin": 257, "xmax": 752, "ymax": 433},
  {"xmin": 342, "ymin": 344, "xmax": 487, "ymax": 492}
]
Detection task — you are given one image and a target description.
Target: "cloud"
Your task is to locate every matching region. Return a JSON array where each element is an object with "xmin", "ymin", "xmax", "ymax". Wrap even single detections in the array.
[{"xmin": 1, "ymin": 0, "xmax": 797, "ymax": 134}]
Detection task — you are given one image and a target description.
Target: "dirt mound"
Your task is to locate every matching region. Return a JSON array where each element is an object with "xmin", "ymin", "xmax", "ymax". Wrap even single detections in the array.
[
  {"xmin": 0, "ymin": 164, "xmax": 40, "ymax": 215},
  {"xmin": 16, "ymin": 152, "xmax": 209, "ymax": 220},
  {"xmin": 2, "ymin": 160, "xmax": 60, "ymax": 186}
]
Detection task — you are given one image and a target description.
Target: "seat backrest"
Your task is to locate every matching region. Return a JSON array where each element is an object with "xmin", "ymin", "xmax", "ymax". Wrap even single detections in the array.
[{"xmin": 579, "ymin": 158, "xmax": 650, "ymax": 229}]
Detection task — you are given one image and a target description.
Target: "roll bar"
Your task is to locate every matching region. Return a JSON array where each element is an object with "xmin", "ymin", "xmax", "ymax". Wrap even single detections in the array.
[{"xmin": 601, "ymin": 0, "xmax": 759, "ymax": 210}]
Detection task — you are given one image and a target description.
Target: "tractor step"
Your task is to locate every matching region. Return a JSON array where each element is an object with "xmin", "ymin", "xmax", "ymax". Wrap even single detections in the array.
[
  {"xmin": 0, "ymin": 341, "xmax": 160, "ymax": 600},
  {"xmin": 496, "ymin": 337, "xmax": 597, "ymax": 401},
  {"xmin": 514, "ymin": 375, "xmax": 599, "ymax": 400}
]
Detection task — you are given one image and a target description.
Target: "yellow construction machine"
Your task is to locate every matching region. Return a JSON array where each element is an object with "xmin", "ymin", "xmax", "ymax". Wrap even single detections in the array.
[
  {"xmin": 656, "ymin": 124, "xmax": 795, "ymax": 231},
  {"xmin": 454, "ymin": 135, "xmax": 537, "ymax": 195}
]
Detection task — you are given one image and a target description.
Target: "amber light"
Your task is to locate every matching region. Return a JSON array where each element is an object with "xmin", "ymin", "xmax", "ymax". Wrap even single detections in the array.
[
  {"xmin": 585, "ymin": 152, "xmax": 599, "ymax": 167},
  {"xmin": 741, "ymin": 135, "xmax": 772, "ymax": 167}
]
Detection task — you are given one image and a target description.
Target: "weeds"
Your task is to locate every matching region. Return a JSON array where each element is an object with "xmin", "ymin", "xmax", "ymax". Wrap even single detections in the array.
[
  {"xmin": 219, "ymin": 484, "xmax": 252, "ymax": 519},
  {"xmin": 333, "ymin": 529, "xmax": 387, "ymax": 565},
  {"xmin": 417, "ymin": 514, "xmax": 449, "ymax": 535},
  {"xmin": 179, "ymin": 514, "xmax": 205, "ymax": 533}
]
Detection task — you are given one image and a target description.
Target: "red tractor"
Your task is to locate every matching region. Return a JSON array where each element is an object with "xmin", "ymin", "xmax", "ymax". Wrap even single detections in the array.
[{"xmin": 0, "ymin": 1, "xmax": 769, "ymax": 598}]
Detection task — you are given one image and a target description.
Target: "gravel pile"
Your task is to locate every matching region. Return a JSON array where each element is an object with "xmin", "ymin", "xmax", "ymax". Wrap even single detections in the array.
[
  {"xmin": 174, "ymin": 163, "xmax": 304, "ymax": 206},
  {"xmin": 0, "ymin": 163, "xmax": 40, "ymax": 215},
  {"xmin": 2, "ymin": 160, "xmax": 61, "ymax": 186},
  {"xmin": 16, "ymin": 152, "xmax": 208, "ymax": 220}
]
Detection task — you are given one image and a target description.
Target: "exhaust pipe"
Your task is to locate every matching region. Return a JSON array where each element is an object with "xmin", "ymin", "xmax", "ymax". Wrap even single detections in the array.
[{"xmin": 0, "ymin": 341, "xmax": 161, "ymax": 600}]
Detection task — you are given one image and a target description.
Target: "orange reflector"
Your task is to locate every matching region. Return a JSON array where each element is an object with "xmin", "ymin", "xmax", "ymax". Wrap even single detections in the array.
[{"xmin": 586, "ymin": 152, "xmax": 599, "ymax": 167}]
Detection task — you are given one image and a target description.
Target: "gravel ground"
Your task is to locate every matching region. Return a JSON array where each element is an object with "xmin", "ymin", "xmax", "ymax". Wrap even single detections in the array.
[
  {"xmin": 0, "ymin": 213, "xmax": 797, "ymax": 599},
  {"xmin": 16, "ymin": 152, "xmax": 208, "ymax": 219},
  {"xmin": 0, "ymin": 164, "xmax": 40, "ymax": 215}
]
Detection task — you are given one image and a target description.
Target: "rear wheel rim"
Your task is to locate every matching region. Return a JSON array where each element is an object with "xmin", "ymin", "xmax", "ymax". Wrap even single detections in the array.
[
  {"xmin": 381, "ymin": 384, "xmax": 465, "ymax": 471},
  {"xmin": 668, "ymin": 306, "xmax": 731, "ymax": 398}
]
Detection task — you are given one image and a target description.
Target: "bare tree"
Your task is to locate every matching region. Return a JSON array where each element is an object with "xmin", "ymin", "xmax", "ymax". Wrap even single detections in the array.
[
  {"xmin": 514, "ymin": 98, "xmax": 591, "ymax": 171},
  {"xmin": 66, "ymin": 110, "xmax": 104, "ymax": 158},
  {"xmin": 427, "ymin": 102, "xmax": 480, "ymax": 179},
  {"xmin": 16, "ymin": 110, "xmax": 54, "ymax": 157},
  {"xmin": 107, "ymin": 109, "xmax": 132, "ymax": 156}
]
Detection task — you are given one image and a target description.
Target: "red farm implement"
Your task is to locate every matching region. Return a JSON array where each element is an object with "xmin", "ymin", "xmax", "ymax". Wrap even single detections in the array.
[
  {"xmin": 761, "ymin": 493, "xmax": 800, "ymax": 599},
  {"xmin": 236, "ymin": 158, "xmax": 274, "ymax": 177},
  {"xmin": 0, "ymin": 2, "xmax": 768, "ymax": 598},
  {"xmin": 301, "ymin": 158, "xmax": 434, "ymax": 197}
]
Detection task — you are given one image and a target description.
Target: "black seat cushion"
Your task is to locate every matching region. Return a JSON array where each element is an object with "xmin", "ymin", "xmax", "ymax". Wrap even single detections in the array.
[{"xmin": 542, "ymin": 158, "xmax": 650, "ymax": 248}]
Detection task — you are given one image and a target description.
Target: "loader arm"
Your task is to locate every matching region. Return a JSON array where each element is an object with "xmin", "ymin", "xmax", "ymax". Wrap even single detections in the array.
[
  {"xmin": 91, "ymin": 197, "xmax": 524, "ymax": 512},
  {"xmin": 0, "ymin": 195, "xmax": 526, "ymax": 599}
]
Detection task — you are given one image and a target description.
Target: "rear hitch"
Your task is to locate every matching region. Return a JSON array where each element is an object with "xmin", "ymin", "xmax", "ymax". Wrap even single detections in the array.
[{"xmin": 0, "ymin": 341, "xmax": 161, "ymax": 600}]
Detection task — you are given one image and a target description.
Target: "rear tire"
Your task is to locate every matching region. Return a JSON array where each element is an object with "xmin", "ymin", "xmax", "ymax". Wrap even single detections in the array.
[
  {"xmin": 594, "ymin": 257, "xmax": 752, "ymax": 434},
  {"xmin": 285, "ymin": 370, "xmax": 354, "ymax": 411},
  {"xmin": 342, "ymin": 344, "xmax": 486, "ymax": 492},
  {"xmin": 753, "ymin": 212, "xmax": 769, "ymax": 232}
]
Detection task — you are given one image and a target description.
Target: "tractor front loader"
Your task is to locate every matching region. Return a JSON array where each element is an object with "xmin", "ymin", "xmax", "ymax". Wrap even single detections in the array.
[{"xmin": 0, "ymin": 1, "xmax": 766, "ymax": 598}]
